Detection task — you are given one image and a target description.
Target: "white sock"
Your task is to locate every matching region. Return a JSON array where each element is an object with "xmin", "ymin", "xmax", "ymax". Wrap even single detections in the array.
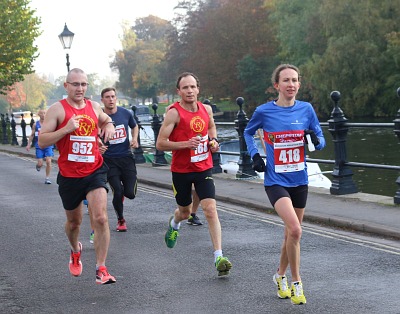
[
  {"xmin": 213, "ymin": 250, "xmax": 222, "ymax": 263},
  {"xmin": 171, "ymin": 219, "xmax": 180, "ymax": 230}
]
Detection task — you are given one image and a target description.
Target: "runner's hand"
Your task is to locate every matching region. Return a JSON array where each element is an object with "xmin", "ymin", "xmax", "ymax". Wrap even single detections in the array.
[
  {"xmin": 304, "ymin": 129, "xmax": 319, "ymax": 146},
  {"xmin": 252, "ymin": 153, "xmax": 266, "ymax": 172}
]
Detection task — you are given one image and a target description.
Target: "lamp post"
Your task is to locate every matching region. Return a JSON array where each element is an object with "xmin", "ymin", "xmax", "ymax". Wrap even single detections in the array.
[{"xmin": 58, "ymin": 23, "xmax": 74, "ymax": 73}]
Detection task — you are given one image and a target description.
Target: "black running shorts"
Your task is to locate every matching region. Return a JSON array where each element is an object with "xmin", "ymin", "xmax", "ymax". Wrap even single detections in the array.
[
  {"xmin": 172, "ymin": 169, "xmax": 215, "ymax": 207},
  {"xmin": 265, "ymin": 184, "xmax": 308, "ymax": 208},
  {"xmin": 57, "ymin": 162, "xmax": 109, "ymax": 210}
]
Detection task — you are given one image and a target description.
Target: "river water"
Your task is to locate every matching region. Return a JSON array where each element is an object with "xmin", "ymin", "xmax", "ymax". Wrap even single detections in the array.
[
  {"xmin": 140, "ymin": 122, "xmax": 399, "ymax": 198},
  {"xmin": 16, "ymin": 120, "xmax": 399, "ymax": 198}
]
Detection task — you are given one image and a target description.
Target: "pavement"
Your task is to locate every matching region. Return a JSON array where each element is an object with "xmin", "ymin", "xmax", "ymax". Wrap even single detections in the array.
[{"xmin": 1, "ymin": 143, "xmax": 400, "ymax": 240}]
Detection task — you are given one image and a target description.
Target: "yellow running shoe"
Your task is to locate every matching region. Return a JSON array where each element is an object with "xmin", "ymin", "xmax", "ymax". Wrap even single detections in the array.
[
  {"xmin": 272, "ymin": 274, "xmax": 291, "ymax": 299},
  {"xmin": 291, "ymin": 281, "xmax": 307, "ymax": 305}
]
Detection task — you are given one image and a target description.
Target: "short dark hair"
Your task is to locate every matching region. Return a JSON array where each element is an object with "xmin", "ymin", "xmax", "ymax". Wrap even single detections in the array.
[
  {"xmin": 101, "ymin": 87, "xmax": 116, "ymax": 98},
  {"xmin": 271, "ymin": 64, "xmax": 300, "ymax": 84},
  {"xmin": 176, "ymin": 72, "xmax": 200, "ymax": 89}
]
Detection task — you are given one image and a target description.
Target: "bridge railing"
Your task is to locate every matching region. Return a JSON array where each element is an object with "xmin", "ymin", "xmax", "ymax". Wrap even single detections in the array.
[{"xmin": 1, "ymin": 90, "xmax": 400, "ymax": 204}]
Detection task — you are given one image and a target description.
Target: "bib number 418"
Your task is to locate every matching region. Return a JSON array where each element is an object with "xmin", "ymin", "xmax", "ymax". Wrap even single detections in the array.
[{"xmin": 279, "ymin": 148, "xmax": 301, "ymax": 164}]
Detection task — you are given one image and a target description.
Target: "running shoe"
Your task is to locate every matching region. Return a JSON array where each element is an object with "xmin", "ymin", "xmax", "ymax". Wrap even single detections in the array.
[
  {"xmin": 291, "ymin": 281, "xmax": 307, "ymax": 305},
  {"xmin": 83, "ymin": 199, "xmax": 89, "ymax": 214},
  {"xmin": 215, "ymin": 256, "xmax": 232, "ymax": 277},
  {"xmin": 96, "ymin": 266, "xmax": 116, "ymax": 285},
  {"xmin": 69, "ymin": 242, "xmax": 83, "ymax": 277},
  {"xmin": 165, "ymin": 216, "xmax": 179, "ymax": 248},
  {"xmin": 273, "ymin": 273, "xmax": 291, "ymax": 299},
  {"xmin": 89, "ymin": 230, "xmax": 94, "ymax": 244},
  {"xmin": 44, "ymin": 178, "xmax": 51, "ymax": 184},
  {"xmin": 36, "ymin": 164, "xmax": 41, "ymax": 171},
  {"xmin": 116, "ymin": 218, "xmax": 127, "ymax": 232},
  {"xmin": 187, "ymin": 213, "xmax": 203, "ymax": 226}
]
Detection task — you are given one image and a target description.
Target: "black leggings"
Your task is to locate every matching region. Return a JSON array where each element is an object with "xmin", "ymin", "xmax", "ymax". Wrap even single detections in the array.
[
  {"xmin": 108, "ymin": 174, "xmax": 137, "ymax": 219},
  {"xmin": 104, "ymin": 155, "xmax": 138, "ymax": 220}
]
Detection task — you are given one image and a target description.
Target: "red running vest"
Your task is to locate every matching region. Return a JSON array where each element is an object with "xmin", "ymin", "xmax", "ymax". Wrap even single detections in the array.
[
  {"xmin": 56, "ymin": 99, "xmax": 103, "ymax": 177},
  {"xmin": 169, "ymin": 101, "xmax": 213, "ymax": 173}
]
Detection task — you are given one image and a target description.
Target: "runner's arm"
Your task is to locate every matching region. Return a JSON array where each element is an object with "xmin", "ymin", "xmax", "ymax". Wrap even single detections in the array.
[
  {"xmin": 130, "ymin": 124, "xmax": 139, "ymax": 148},
  {"xmin": 95, "ymin": 101, "xmax": 115, "ymax": 143},
  {"xmin": 156, "ymin": 108, "xmax": 200, "ymax": 151},
  {"xmin": 26, "ymin": 123, "xmax": 36, "ymax": 150},
  {"xmin": 205, "ymin": 105, "xmax": 219, "ymax": 152},
  {"xmin": 38, "ymin": 103, "xmax": 77, "ymax": 148}
]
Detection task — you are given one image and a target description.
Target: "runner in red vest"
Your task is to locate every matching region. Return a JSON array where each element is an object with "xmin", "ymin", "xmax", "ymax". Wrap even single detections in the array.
[
  {"xmin": 157, "ymin": 72, "xmax": 232, "ymax": 277},
  {"xmin": 38, "ymin": 68, "xmax": 117, "ymax": 285}
]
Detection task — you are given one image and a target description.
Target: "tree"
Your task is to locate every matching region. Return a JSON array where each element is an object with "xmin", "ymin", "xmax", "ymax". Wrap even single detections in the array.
[
  {"xmin": 0, "ymin": 0, "xmax": 41, "ymax": 94},
  {"xmin": 6, "ymin": 82, "xmax": 26, "ymax": 111},
  {"xmin": 112, "ymin": 16, "xmax": 174, "ymax": 101},
  {"xmin": 237, "ymin": 54, "xmax": 277, "ymax": 108},
  {"xmin": 21, "ymin": 73, "xmax": 53, "ymax": 110},
  {"xmin": 302, "ymin": 0, "xmax": 400, "ymax": 117},
  {"xmin": 269, "ymin": 0, "xmax": 326, "ymax": 66},
  {"xmin": 165, "ymin": 0, "xmax": 276, "ymax": 107},
  {"xmin": 0, "ymin": 94, "xmax": 9, "ymax": 113},
  {"xmin": 111, "ymin": 23, "xmax": 137, "ymax": 98}
]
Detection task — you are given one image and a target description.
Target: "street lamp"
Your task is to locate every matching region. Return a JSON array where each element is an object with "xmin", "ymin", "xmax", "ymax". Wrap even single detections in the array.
[{"xmin": 58, "ymin": 23, "xmax": 74, "ymax": 73}]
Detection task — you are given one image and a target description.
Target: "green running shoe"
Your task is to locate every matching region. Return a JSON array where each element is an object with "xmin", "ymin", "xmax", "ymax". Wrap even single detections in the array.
[
  {"xmin": 165, "ymin": 216, "xmax": 179, "ymax": 248},
  {"xmin": 215, "ymin": 256, "xmax": 232, "ymax": 277},
  {"xmin": 89, "ymin": 230, "xmax": 94, "ymax": 244}
]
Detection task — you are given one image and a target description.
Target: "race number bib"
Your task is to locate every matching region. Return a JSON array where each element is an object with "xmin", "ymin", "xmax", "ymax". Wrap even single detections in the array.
[
  {"xmin": 67, "ymin": 135, "xmax": 96, "ymax": 163},
  {"xmin": 190, "ymin": 134, "xmax": 210, "ymax": 163},
  {"xmin": 267, "ymin": 130, "xmax": 305, "ymax": 173},
  {"xmin": 109, "ymin": 124, "xmax": 127, "ymax": 145}
]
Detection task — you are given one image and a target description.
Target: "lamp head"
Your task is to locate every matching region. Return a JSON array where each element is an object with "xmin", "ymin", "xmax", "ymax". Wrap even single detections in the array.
[{"xmin": 59, "ymin": 23, "xmax": 74, "ymax": 49}]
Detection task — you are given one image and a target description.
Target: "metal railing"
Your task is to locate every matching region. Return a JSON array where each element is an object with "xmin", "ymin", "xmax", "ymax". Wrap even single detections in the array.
[{"xmin": 2, "ymin": 90, "xmax": 400, "ymax": 204}]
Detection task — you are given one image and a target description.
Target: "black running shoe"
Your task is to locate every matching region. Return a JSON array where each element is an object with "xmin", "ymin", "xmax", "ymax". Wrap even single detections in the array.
[{"xmin": 187, "ymin": 214, "xmax": 203, "ymax": 226}]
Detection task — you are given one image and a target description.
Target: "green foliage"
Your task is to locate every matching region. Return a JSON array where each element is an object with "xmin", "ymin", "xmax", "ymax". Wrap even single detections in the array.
[
  {"xmin": 274, "ymin": 0, "xmax": 400, "ymax": 117},
  {"xmin": 21, "ymin": 73, "xmax": 53, "ymax": 110},
  {"xmin": 165, "ymin": 0, "xmax": 276, "ymax": 103},
  {"xmin": 0, "ymin": 95, "xmax": 8, "ymax": 113},
  {"xmin": 112, "ymin": 16, "xmax": 174, "ymax": 101},
  {"xmin": 0, "ymin": 0, "xmax": 41, "ymax": 94},
  {"xmin": 237, "ymin": 54, "xmax": 277, "ymax": 110},
  {"xmin": 269, "ymin": 0, "xmax": 326, "ymax": 65},
  {"xmin": 112, "ymin": 0, "xmax": 400, "ymax": 118}
]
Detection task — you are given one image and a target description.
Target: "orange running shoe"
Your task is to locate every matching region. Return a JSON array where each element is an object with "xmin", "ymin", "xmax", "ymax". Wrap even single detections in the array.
[
  {"xmin": 96, "ymin": 266, "xmax": 116, "ymax": 285},
  {"xmin": 69, "ymin": 242, "xmax": 83, "ymax": 277},
  {"xmin": 116, "ymin": 219, "xmax": 127, "ymax": 232}
]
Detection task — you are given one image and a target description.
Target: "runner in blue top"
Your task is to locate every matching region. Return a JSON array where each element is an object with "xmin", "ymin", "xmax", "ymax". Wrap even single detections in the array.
[
  {"xmin": 244, "ymin": 64, "xmax": 326, "ymax": 305},
  {"xmin": 26, "ymin": 109, "xmax": 54, "ymax": 184},
  {"xmin": 100, "ymin": 87, "xmax": 139, "ymax": 232}
]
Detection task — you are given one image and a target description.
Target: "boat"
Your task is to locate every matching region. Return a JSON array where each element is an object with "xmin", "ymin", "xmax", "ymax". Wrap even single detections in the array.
[{"xmin": 219, "ymin": 139, "xmax": 332, "ymax": 189}]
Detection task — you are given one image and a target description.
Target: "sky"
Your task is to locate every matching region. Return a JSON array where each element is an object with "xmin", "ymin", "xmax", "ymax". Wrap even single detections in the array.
[{"xmin": 29, "ymin": 0, "xmax": 180, "ymax": 82}]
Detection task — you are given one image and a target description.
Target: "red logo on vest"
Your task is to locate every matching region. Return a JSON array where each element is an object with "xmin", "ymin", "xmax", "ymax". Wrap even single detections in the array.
[
  {"xmin": 190, "ymin": 116, "xmax": 205, "ymax": 133},
  {"xmin": 74, "ymin": 114, "xmax": 96, "ymax": 136}
]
